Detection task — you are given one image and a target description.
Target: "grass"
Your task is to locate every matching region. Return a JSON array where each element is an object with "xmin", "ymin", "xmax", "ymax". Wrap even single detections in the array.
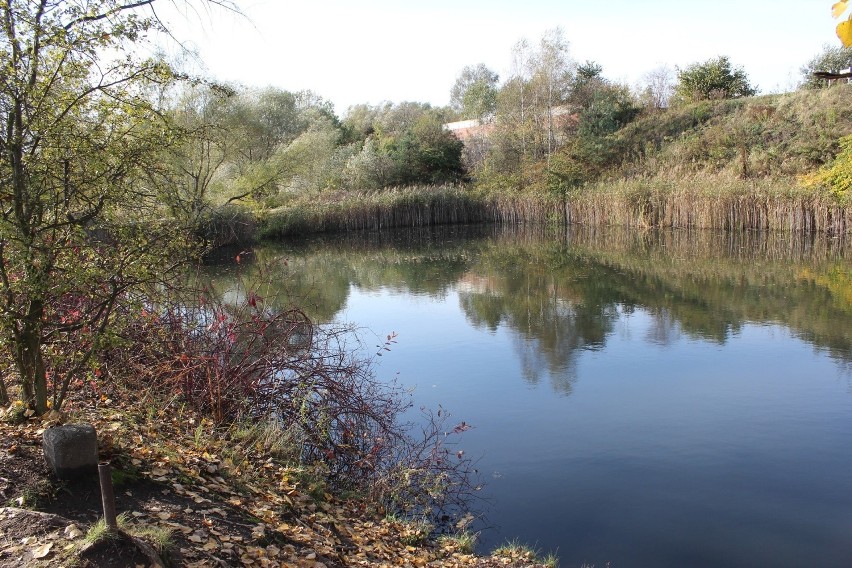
[
  {"xmin": 82, "ymin": 513, "xmax": 129, "ymax": 546},
  {"xmin": 493, "ymin": 538, "xmax": 559, "ymax": 566},
  {"xmin": 226, "ymin": 418, "xmax": 301, "ymax": 462},
  {"xmin": 258, "ymin": 184, "xmax": 492, "ymax": 239},
  {"xmin": 82, "ymin": 511, "xmax": 174, "ymax": 560},
  {"xmin": 385, "ymin": 515, "xmax": 433, "ymax": 547},
  {"xmin": 128, "ymin": 523, "xmax": 174, "ymax": 555},
  {"xmin": 12, "ymin": 479, "xmax": 55, "ymax": 509},
  {"xmin": 437, "ymin": 531, "xmax": 477, "ymax": 554}
]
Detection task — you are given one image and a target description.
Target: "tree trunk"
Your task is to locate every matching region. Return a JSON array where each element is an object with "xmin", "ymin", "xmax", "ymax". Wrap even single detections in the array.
[{"xmin": 15, "ymin": 300, "xmax": 47, "ymax": 414}]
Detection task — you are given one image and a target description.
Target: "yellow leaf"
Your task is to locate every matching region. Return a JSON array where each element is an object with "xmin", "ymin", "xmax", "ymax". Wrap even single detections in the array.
[
  {"xmin": 838, "ymin": 18, "xmax": 852, "ymax": 46},
  {"xmin": 833, "ymin": 1, "xmax": 849, "ymax": 18}
]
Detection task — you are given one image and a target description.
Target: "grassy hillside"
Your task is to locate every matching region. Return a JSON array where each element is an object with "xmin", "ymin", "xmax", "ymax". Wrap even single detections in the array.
[
  {"xmin": 514, "ymin": 84, "xmax": 852, "ymax": 233},
  {"xmin": 603, "ymin": 85, "xmax": 852, "ymax": 181}
]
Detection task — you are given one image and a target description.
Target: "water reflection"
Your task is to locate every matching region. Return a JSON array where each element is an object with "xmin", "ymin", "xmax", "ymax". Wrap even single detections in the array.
[
  {"xmin": 203, "ymin": 226, "xmax": 852, "ymax": 390},
  {"xmin": 204, "ymin": 226, "xmax": 852, "ymax": 566}
]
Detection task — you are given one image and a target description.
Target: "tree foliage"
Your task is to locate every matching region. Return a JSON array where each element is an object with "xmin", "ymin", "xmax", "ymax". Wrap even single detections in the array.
[
  {"xmin": 0, "ymin": 0, "xmax": 239, "ymax": 413},
  {"xmin": 673, "ymin": 56, "xmax": 757, "ymax": 103},
  {"xmin": 343, "ymin": 103, "xmax": 464, "ymax": 189},
  {"xmin": 801, "ymin": 134, "xmax": 852, "ymax": 201},
  {"xmin": 800, "ymin": 44, "xmax": 852, "ymax": 88},
  {"xmin": 450, "ymin": 63, "xmax": 499, "ymax": 121}
]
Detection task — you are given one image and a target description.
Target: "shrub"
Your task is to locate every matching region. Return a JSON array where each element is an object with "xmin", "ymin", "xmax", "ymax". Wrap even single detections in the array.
[
  {"xmin": 104, "ymin": 262, "xmax": 481, "ymax": 527},
  {"xmin": 673, "ymin": 56, "xmax": 757, "ymax": 103},
  {"xmin": 801, "ymin": 134, "xmax": 852, "ymax": 201}
]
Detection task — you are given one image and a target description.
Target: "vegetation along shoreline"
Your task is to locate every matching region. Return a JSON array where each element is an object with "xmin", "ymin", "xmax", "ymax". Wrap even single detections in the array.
[
  {"xmin": 204, "ymin": 85, "xmax": 852, "ymax": 247},
  {"xmin": 1, "ymin": 1, "xmax": 851, "ymax": 566}
]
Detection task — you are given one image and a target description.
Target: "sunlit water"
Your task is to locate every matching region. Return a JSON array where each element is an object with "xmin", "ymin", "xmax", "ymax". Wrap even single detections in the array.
[{"xmin": 207, "ymin": 226, "xmax": 852, "ymax": 568}]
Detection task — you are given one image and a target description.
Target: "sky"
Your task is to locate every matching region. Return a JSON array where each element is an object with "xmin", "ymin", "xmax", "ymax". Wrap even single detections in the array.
[{"xmin": 154, "ymin": 0, "xmax": 838, "ymax": 115}]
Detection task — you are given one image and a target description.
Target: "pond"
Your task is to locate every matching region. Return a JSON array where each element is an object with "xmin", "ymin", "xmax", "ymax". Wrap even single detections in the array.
[{"xmin": 206, "ymin": 225, "xmax": 852, "ymax": 568}]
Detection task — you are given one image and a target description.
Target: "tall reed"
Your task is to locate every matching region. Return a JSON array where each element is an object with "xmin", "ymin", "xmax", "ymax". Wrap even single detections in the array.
[{"xmin": 256, "ymin": 177, "xmax": 850, "ymax": 241}]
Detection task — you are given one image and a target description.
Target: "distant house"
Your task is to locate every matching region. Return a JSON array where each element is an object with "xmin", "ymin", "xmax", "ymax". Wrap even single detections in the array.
[
  {"xmin": 444, "ymin": 106, "xmax": 579, "ymax": 144},
  {"xmin": 443, "ymin": 118, "xmax": 495, "ymax": 142}
]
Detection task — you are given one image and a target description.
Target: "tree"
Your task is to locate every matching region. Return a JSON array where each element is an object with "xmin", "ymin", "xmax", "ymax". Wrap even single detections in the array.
[
  {"xmin": 578, "ymin": 84, "xmax": 639, "ymax": 140},
  {"xmin": 569, "ymin": 61, "xmax": 605, "ymax": 109},
  {"xmin": 495, "ymin": 29, "xmax": 574, "ymax": 168},
  {"xmin": 0, "ymin": 0, "xmax": 235, "ymax": 414},
  {"xmin": 529, "ymin": 28, "xmax": 573, "ymax": 161},
  {"xmin": 636, "ymin": 65, "xmax": 675, "ymax": 109},
  {"xmin": 153, "ymin": 82, "xmax": 235, "ymax": 227},
  {"xmin": 673, "ymin": 56, "xmax": 757, "ymax": 103},
  {"xmin": 800, "ymin": 44, "xmax": 852, "ymax": 88},
  {"xmin": 449, "ymin": 63, "xmax": 499, "ymax": 121},
  {"xmin": 341, "ymin": 103, "xmax": 463, "ymax": 189}
]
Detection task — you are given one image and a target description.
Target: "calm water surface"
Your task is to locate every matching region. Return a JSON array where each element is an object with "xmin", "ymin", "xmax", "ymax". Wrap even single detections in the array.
[{"xmin": 211, "ymin": 226, "xmax": 852, "ymax": 568}]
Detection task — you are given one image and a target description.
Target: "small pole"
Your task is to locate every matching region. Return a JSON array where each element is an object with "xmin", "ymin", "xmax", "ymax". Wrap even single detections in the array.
[{"xmin": 98, "ymin": 462, "xmax": 118, "ymax": 531}]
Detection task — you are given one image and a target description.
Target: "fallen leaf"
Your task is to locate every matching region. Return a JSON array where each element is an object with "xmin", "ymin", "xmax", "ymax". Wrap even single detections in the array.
[
  {"xmin": 64, "ymin": 524, "xmax": 84, "ymax": 540},
  {"xmin": 31, "ymin": 542, "xmax": 53, "ymax": 559}
]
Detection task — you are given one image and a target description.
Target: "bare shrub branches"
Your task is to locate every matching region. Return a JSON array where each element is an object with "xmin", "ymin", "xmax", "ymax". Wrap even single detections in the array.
[{"xmin": 104, "ymin": 260, "xmax": 480, "ymax": 526}]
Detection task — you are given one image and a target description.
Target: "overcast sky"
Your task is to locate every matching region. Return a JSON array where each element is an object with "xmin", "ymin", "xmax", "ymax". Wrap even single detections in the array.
[{"xmin": 155, "ymin": 0, "xmax": 838, "ymax": 114}]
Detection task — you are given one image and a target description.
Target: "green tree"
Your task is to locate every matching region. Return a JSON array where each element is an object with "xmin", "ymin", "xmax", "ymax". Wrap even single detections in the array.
[
  {"xmin": 153, "ymin": 83, "xmax": 235, "ymax": 227},
  {"xmin": 578, "ymin": 84, "xmax": 639, "ymax": 140},
  {"xmin": 449, "ymin": 63, "xmax": 499, "ymax": 120},
  {"xmin": 800, "ymin": 44, "xmax": 852, "ymax": 88},
  {"xmin": 673, "ymin": 56, "xmax": 757, "ymax": 103},
  {"xmin": 0, "ymin": 0, "xmax": 233, "ymax": 413},
  {"xmin": 569, "ymin": 61, "xmax": 605, "ymax": 109},
  {"xmin": 343, "ymin": 103, "xmax": 463, "ymax": 189},
  {"xmin": 491, "ymin": 29, "xmax": 574, "ymax": 177}
]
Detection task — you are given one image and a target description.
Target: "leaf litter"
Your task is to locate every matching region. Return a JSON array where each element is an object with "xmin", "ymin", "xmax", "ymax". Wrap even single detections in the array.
[{"xmin": 0, "ymin": 393, "xmax": 552, "ymax": 567}]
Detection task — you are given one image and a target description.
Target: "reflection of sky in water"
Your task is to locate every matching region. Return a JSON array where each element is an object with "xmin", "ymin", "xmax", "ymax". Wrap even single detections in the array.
[
  {"xmin": 207, "ymin": 228, "xmax": 852, "ymax": 567},
  {"xmin": 337, "ymin": 280, "xmax": 852, "ymax": 568}
]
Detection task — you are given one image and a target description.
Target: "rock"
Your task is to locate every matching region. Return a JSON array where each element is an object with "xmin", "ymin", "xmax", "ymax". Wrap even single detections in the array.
[{"xmin": 42, "ymin": 424, "xmax": 98, "ymax": 479}]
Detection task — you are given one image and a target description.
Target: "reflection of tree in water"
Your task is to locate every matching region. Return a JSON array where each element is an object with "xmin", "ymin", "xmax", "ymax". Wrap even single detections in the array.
[
  {"xmin": 456, "ymin": 227, "xmax": 852, "ymax": 391},
  {"xmin": 510, "ymin": 300, "xmax": 619, "ymax": 395},
  {"xmin": 457, "ymin": 252, "xmax": 621, "ymax": 395},
  {"xmin": 204, "ymin": 226, "xmax": 852, "ymax": 385},
  {"xmin": 201, "ymin": 231, "xmax": 479, "ymax": 322},
  {"xmin": 644, "ymin": 308, "xmax": 682, "ymax": 347}
]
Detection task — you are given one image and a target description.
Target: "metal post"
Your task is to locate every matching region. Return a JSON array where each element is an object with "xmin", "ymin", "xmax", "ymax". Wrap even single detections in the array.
[{"xmin": 98, "ymin": 463, "xmax": 118, "ymax": 530}]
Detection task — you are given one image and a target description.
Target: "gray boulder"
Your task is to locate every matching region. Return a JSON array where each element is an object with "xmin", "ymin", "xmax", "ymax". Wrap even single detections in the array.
[{"xmin": 43, "ymin": 424, "xmax": 98, "ymax": 479}]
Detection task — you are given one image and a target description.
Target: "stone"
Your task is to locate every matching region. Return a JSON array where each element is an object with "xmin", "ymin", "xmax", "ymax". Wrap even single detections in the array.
[{"xmin": 42, "ymin": 424, "xmax": 98, "ymax": 479}]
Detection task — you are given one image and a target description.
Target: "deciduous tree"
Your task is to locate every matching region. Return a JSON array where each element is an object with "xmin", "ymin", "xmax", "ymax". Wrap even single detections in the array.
[
  {"xmin": 0, "ymin": 0, "xmax": 235, "ymax": 413},
  {"xmin": 636, "ymin": 65, "xmax": 675, "ymax": 109},
  {"xmin": 450, "ymin": 63, "xmax": 499, "ymax": 121},
  {"xmin": 673, "ymin": 56, "xmax": 756, "ymax": 103},
  {"xmin": 800, "ymin": 44, "xmax": 852, "ymax": 88}
]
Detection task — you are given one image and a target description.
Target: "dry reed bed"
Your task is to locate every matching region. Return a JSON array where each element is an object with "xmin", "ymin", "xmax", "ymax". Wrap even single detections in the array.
[{"xmin": 255, "ymin": 181, "xmax": 851, "ymax": 240}]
